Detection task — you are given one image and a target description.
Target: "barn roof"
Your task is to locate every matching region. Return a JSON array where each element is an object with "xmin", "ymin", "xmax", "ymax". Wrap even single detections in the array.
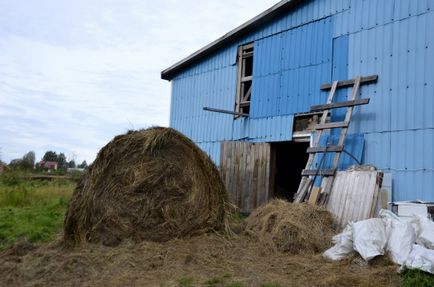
[{"xmin": 161, "ymin": 0, "xmax": 306, "ymax": 80}]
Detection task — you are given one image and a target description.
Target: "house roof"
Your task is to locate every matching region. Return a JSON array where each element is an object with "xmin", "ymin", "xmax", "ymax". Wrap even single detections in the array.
[{"xmin": 161, "ymin": 0, "xmax": 306, "ymax": 80}]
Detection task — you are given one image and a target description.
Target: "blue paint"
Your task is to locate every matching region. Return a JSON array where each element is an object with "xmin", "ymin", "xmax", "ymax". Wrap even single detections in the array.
[
  {"xmin": 331, "ymin": 35, "xmax": 349, "ymax": 123},
  {"xmin": 168, "ymin": 0, "xmax": 434, "ymax": 201}
]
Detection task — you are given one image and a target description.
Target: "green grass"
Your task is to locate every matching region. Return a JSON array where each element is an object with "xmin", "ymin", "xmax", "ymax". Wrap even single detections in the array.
[
  {"xmin": 0, "ymin": 173, "xmax": 75, "ymax": 249},
  {"xmin": 401, "ymin": 269, "xmax": 434, "ymax": 287},
  {"xmin": 178, "ymin": 277, "xmax": 194, "ymax": 287}
]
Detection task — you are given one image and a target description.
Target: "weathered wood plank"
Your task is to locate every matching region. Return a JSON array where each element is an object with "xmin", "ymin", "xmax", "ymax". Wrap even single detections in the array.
[
  {"xmin": 320, "ymin": 75, "xmax": 378, "ymax": 90},
  {"xmin": 315, "ymin": 121, "xmax": 349, "ymax": 130},
  {"xmin": 220, "ymin": 141, "xmax": 272, "ymax": 212},
  {"xmin": 306, "ymin": 146, "xmax": 344, "ymax": 153},
  {"xmin": 310, "ymin": 98, "xmax": 370, "ymax": 112},
  {"xmin": 302, "ymin": 169, "xmax": 336, "ymax": 176}
]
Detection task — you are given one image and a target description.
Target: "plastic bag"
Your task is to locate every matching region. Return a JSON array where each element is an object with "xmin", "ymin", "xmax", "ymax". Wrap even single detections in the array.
[
  {"xmin": 379, "ymin": 209, "xmax": 400, "ymax": 221},
  {"xmin": 352, "ymin": 218, "xmax": 387, "ymax": 261},
  {"xmin": 386, "ymin": 220, "xmax": 416, "ymax": 265},
  {"xmin": 415, "ymin": 216, "xmax": 434, "ymax": 249},
  {"xmin": 323, "ymin": 224, "xmax": 354, "ymax": 261},
  {"xmin": 405, "ymin": 244, "xmax": 434, "ymax": 274}
]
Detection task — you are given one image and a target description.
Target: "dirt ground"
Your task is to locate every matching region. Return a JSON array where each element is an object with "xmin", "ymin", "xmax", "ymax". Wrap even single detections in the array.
[{"xmin": 0, "ymin": 232, "xmax": 400, "ymax": 287}]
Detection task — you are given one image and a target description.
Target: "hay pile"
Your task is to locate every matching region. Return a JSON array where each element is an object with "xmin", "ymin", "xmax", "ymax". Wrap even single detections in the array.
[
  {"xmin": 64, "ymin": 127, "xmax": 227, "ymax": 246},
  {"xmin": 244, "ymin": 199, "xmax": 336, "ymax": 254}
]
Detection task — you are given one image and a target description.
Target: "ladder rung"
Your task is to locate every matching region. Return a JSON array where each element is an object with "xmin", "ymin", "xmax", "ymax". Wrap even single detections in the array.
[
  {"xmin": 302, "ymin": 169, "xmax": 336, "ymax": 176},
  {"xmin": 310, "ymin": 98, "xmax": 370, "ymax": 112},
  {"xmin": 306, "ymin": 146, "xmax": 344, "ymax": 153},
  {"xmin": 315, "ymin": 122, "xmax": 349, "ymax": 130},
  {"xmin": 320, "ymin": 75, "xmax": 378, "ymax": 90}
]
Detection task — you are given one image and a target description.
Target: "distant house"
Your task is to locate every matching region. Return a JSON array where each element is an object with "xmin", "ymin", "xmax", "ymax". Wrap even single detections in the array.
[{"xmin": 39, "ymin": 161, "xmax": 58, "ymax": 172}]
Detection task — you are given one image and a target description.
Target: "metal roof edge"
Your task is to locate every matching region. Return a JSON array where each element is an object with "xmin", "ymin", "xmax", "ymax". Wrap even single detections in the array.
[{"xmin": 161, "ymin": 0, "xmax": 305, "ymax": 81}]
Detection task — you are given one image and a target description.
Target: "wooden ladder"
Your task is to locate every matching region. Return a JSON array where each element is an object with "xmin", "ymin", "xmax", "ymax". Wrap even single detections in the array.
[{"xmin": 293, "ymin": 75, "xmax": 378, "ymax": 204}]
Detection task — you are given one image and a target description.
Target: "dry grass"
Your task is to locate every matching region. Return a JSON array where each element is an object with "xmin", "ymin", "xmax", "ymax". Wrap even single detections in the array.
[
  {"xmin": 0, "ymin": 233, "xmax": 400, "ymax": 287},
  {"xmin": 64, "ymin": 127, "xmax": 228, "ymax": 246},
  {"xmin": 244, "ymin": 199, "xmax": 337, "ymax": 254}
]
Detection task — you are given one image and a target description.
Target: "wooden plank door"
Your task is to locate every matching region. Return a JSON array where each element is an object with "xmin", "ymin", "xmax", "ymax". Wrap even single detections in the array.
[{"xmin": 220, "ymin": 141, "xmax": 273, "ymax": 213}]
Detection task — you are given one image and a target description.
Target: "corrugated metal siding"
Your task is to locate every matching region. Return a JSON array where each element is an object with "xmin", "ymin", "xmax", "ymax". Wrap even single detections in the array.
[
  {"xmin": 326, "ymin": 167, "xmax": 382, "ymax": 227},
  {"xmin": 251, "ymin": 18, "xmax": 333, "ymax": 118},
  {"xmin": 344, "ymin": 7, "xmax": 434, "ymax": 201},
  {"xmin": 169, "ymin": 0, "xmax": 434, "ymax": 201},
  {"xmin": 171, "ymin": 1, "xmax": 341, "ymax": 166}
]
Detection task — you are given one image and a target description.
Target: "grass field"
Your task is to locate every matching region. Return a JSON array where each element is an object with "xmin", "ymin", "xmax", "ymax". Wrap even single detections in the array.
[
  {"xmin": 0, "ymin": 173, "xmax": 75, "ymax": 249},
  {"xmin": 0, "ymin": 172, "xmax": 433, "ymax": 286}
]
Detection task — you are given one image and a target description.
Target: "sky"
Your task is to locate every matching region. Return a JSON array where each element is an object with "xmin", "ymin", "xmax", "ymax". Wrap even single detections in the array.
[{"xmin": 0, "ymin": 0, "xmax": 279, "ymax": 164}]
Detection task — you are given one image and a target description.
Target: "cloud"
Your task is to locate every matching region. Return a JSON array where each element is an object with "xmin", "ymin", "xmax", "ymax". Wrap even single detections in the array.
[{"xmin": 0, "ymin": 0, "xmax": 278, "ymax": 163}]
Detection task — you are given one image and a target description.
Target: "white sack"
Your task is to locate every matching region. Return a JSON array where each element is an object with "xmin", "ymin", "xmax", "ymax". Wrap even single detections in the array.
[
  {"xmin": 379, "ymin": 209, "xmax": 400, "ymax": 221},
  {"xmin": 386, "ymin": 220, "xmax": 416, "ymax": 265},
  {"xmin": 352, "ymin": 218, "xmax": 387, "ymax": 261},
  {"xmin": 323, "ymin": 224, "xmax": 354, "ymax": 261},
  {"xmin": 415, "ymin": 216, "xmax": 434, "ymax": 249},
  {"xmin": 405, "ymin": 244, "xmax": 434, "ymax": 274}
]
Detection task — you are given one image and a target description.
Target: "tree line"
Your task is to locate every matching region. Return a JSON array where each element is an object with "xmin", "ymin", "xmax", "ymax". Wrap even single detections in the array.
[{"xmin": 6, "ymin": 151, "xmax": 88, "ymax": 171}]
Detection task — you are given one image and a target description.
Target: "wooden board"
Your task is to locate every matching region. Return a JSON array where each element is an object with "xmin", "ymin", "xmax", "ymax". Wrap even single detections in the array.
[
  {"xmin": 220, "ymin": 141, "xmax": 272, "ymax": 213},
  {"xmin": 326, "ymin": 166, "xmax": 383, "ymax": 228},
  {"xmin": 308, "ymin": 187, "xmax": 321, "ymax": 205}
]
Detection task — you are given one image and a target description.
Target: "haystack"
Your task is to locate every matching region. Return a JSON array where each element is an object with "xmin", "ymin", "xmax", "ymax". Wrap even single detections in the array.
[
  {"xmin": 64, "ymin": 127, "xmax": 227, "ymax": 246},
  {"xmin": 244, "ymin": 199, "xmax": 336, "ymax": 254}
]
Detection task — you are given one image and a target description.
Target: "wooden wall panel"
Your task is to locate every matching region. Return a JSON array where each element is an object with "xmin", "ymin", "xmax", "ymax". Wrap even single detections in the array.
[{"xmin": 220, "ymin": 141, "xmax": 272, "ymax": 213}]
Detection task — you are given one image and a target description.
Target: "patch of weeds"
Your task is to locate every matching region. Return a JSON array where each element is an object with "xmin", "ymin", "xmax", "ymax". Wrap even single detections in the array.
[
  {"xmin": 204, "ymin": 275, "xmax": 244, "ymax": 287},
  {"xmin": 401, "ymin": 269, "xmax": 434, "ymax": 287},
  {"xmin": 178, "ymin": 277, "xmax": 193, "ymax": 287},
  {"xmin": 206, "ymin": 277, "xmax": 226, "ymax": 287},
  {"xmin": 229, "ymin": 212, "xmax": 248, "ymax": 224}
]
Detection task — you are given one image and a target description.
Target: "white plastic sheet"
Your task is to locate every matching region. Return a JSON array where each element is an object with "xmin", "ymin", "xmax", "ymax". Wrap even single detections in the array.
[
  {"xmin": 415, "ymin": 215, "xmax": 434, "ymax": 249},
  {"xmin": 323, "ymin": 209, "xmax": 434, "ymax": 274},
  {"xmin": 386, "ymin": 220, "xmax": 416, "ymax": 265},
  {"xmin": 323, "ymin": 225, "xmax": 354, "ymax": 261},
  {"xmin": 405, "ymin": 244, "xmax": 434, "ymax": 274},
  {"xmin": 352, "ymin": 218, "xmax": 387, "ymax": 261}
]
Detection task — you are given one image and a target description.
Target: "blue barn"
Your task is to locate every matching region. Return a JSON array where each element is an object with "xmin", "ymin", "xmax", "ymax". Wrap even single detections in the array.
[{"xmin": 162, "ymin": 0, "xmax": 434, "ymax": 210}]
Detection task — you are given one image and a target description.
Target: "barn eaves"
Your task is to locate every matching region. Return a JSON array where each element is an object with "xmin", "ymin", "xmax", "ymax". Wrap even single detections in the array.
[{"xmin": 161, "ymin": 0, "xmax": 306, "ymax": 81}]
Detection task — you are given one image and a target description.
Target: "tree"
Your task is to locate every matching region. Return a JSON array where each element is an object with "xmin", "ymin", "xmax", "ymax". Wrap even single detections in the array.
[
  {"xmin": 42, "ymin": 151, "xmax": 58, "ymax": 162},
  {"xmin": 57, "ymin": 153, "xmax": 67, "ymax": 170},
  {"xmin": 68, "ymin": 160, "xmax": 76, "ymax": 168},
  {"xmin": 9, "ymin": 158, "xmax": 23, "ymax": 169},
  {"xmin": 22, "ymin": 151, "xmax": 35, "ymax": 169},
  {"xmin": 78, "ymin": 160, "xmax": 88, "ymax": 169}
]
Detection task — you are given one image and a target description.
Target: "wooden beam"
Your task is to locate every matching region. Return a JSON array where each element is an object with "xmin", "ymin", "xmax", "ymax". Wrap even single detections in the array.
[
  {"xmin": 308, "ymin": 187, "xmax": 321, "ymax": 205},
  {"xmin": 203, "ymin": 107, "xmax": 248, "ymax": 117},
  {"xmin": 241, "ymin": 76, "xmax": 253, "ymax": 82},
  {"xmin": 302, "ymin": 169, "xmax": 336, "ymax": 176},
  {"xmin": 306, "ymin": 146, "xmax": 344, "ymax": 153},
  {"xmin": 320, "ymin": 75, "xmax": 378, "ymax": 90},
  {"xmin": 239, "ymin": 101, "xmax": 250, "ymax": 108},
  {"xmin": 243, "ymin": 86, "xmax": 252, "ymax": 101},
  {"xmin": 310, "ymin": 98, "xmax": 370, "ymax": 112},
  {"xmin": 315, "ymin": 121, "xmax": 349, "ymax": 130}
]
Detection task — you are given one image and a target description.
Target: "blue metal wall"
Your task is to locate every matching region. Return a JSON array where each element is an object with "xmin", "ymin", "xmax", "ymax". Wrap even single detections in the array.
[{"xmin": 169, "ymin": 0, "xmax": 434, "ymax": 201}]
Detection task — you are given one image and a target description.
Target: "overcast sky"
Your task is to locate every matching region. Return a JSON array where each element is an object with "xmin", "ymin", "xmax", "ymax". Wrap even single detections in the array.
[{"xmin": 0, "ymin": 0, "xmax": 279, "ymax": 164}]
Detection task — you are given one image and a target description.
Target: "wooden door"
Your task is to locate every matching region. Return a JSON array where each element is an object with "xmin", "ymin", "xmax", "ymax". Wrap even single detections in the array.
[{"xmin": 220, "ymin": 141, "xmax": 273, "ymax": 213}]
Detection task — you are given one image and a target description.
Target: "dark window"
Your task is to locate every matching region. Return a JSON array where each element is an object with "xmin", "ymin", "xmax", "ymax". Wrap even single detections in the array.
[{"xmin": 235, "ymin": 43, "xmax": 254, "ymax": 116}]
